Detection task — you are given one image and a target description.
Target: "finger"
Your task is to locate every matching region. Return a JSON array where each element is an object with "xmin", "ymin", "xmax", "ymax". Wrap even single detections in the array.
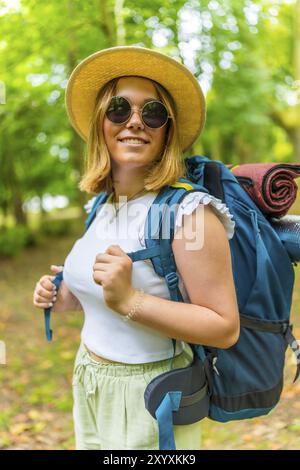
[
  {"xmin": 50, "ymin": 265, "xmax": 64, "ymax": 272},
  {"xmin": 35, "ymin": 282, "xmax": 56, "ymax": 299},
  {"xmin": 95, "ymin": 253, "xmax": 116, "ymax": 263},
  {"xmin": 105, "ymin": 245, "xmax": 125, "ymax": 256},
  {"xmin": 40, "ymin": 276, "xmax": 57, "ymax": 292},
  {"xmin": 33, "ymin": 290, "xmax": 56, "ymax": 306},
  {"xmin": 33, "ymin": 298, "xmax": 55, "ymax": 309},
  {"xmin": 34, "ymin": 288, "xmax": 56, "ymax": 303},
  {"xmin": 93, "ymin": 262, "xmax": 110, "ymax": 272},
  {"xmin": 105, "ymin": 246, "xmax": 131, "ymax": 266},
  {"xmin": 92, "ymin": 271, "xmax": 104, "ymax": 286}
]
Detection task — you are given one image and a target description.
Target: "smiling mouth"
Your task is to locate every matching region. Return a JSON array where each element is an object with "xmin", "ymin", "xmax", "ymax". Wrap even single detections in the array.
[{"xmin": 118, "ymin": 138, "xmax": 149, "ymax": 145}]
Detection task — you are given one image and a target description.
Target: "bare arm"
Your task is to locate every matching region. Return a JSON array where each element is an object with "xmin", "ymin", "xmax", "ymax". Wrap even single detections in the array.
[{"xmin": 118, "ymin": 204, "xmax": 240, "ymax": 349}]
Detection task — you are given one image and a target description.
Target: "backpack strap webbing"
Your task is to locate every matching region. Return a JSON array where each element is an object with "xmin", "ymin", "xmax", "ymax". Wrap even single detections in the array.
[
  {"xmin": 203, "ymin": 161, "xmax": 224, "ymax": 202},
  {"xmin": 241, "ymin": 315, "xmax": 300, "ymax": 383}
]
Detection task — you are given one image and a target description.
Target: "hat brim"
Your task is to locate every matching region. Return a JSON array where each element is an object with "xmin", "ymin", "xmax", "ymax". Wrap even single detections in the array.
[{"xmin": 65, "ymin": 46, "xmax": 206, "ymax": 152}]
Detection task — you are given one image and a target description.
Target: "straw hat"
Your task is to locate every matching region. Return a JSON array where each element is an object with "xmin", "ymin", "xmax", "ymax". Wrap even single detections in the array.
[{"xmin": 65, "ymin": 46, "xmax": 206, "ymax": 152}]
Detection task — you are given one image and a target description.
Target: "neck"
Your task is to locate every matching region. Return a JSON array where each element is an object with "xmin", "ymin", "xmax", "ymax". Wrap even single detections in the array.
[
  {"xmin": 110, "ymin": 163, "xmax": 148, "ymax": 200},
  {"xmin": 111, "ymin": 188, "xmax": 147, "ymax": 205}
]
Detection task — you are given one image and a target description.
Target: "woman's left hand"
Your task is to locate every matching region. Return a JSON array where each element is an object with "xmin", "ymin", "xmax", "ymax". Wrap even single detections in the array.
[{"xmin": 93, "ymin": 244, "xmax": 136, "ymax": 314}]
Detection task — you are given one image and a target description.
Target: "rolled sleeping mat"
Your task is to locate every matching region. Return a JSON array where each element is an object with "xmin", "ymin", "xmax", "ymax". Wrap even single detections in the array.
[
  {"xmin": 270, "ymin": 215, "xmax": 300, "ymax": 262},
  {"xmin": 229, "ymin": 163, "xmax": 300, "ymax": 218}
]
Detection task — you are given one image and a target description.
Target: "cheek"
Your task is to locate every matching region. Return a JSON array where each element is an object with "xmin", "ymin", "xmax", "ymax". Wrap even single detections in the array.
[
  {"xmin": 151, "ymin": 128, "xmax": 167, "ymax": 152},
  {"xmin": 103, "ymin": 118, "xmax": 110, "ymax": 141},
  {"xmin": 103, "ymin": 119, "xmax": 116, "ymax": 151}
]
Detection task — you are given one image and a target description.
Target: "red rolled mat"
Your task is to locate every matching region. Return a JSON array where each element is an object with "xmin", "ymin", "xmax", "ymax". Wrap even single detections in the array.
[{"xmin": 228, "ymin": 163, "xmax": 300, "ymax": 217}]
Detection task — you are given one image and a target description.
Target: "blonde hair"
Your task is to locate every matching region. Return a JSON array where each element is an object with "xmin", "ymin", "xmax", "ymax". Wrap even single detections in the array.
[{"xmin": 78, "ymin": 76, "xmax": 187, "ymax": 195}]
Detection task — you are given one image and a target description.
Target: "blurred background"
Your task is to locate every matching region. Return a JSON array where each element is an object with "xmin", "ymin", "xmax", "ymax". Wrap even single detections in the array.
[{"xmin": 0, "ymin": 0, "xmax": 300, "ymax": 450}]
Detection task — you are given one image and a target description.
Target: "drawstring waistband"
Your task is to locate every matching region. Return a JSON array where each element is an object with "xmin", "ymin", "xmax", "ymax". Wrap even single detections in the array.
[
  {"xmin": 73, "ymin": 348, "xmax": 100, "ymax": 398},
  {"xmin": 73, "ymin": 342, "xmax": 192, "ymax": 400}
]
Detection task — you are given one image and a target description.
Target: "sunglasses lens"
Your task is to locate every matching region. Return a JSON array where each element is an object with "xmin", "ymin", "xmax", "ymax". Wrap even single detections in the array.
[
  {"xmin": 142, "ymin": 101, "xmax": 168, "ymax": 128},
  {"xmin": 106, "ymin": 97, "xmax": 131, "ymax": 124}
]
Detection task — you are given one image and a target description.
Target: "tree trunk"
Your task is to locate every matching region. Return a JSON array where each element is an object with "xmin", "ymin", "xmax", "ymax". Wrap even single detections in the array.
[
  {"xmin": 99, "ymin": 0, "xmax": 117, "ymax": 46},
  {"xmin": 65, "ymin": 0, "xmax": 89, "ymax": 211},
  {"xmin": 234, "ymin": 134, "xmax": 252, "ymax": 164},
  {"xmin": 210, "ymin": 127, "xmax": 223, "ymax": 161},
  {"xmin": 4, "ymin": 148, "xmax": 27, "ymax": 226},
  {"xmin": 114, "ymin": 0, "xmax": 125, "ymax": 46},
  {"xmin": 270, "ymin": 1, "xmax": 300, "ymax": 162},
  {"xmin": 13, "ymin": 191, "xmax": 27, "ymax": 226}
]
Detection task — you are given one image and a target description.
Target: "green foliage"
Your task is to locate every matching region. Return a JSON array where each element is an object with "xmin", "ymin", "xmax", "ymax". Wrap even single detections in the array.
[
  {"xmin": 0, "ymin": 0, "xmax": 299, "ymax": 241},
  {"xmin": 0, "ymin": 226, "xmax": 36, "ymax": 258},
  {"xmin": 39, "ymin": 218, "xmax": 79, "ymax": 238}
]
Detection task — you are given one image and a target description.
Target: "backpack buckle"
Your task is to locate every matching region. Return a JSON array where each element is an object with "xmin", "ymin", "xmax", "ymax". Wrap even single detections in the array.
[
  {"xmin": 212, "ymin": 356, "xmax": 220, "ymax": 376},
  {"xmin": 282, "ymin": 322, "xmax": 292, "ymax": 336},
  {"xmin": 165, "ymin": 272, "xmax": 179, "ymax": 290}
]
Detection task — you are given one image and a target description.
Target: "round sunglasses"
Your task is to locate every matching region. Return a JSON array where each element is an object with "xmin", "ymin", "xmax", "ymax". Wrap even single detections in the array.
[{"xmin": 105, "ymin": 96, "xmax": 171, "ymax": 129}]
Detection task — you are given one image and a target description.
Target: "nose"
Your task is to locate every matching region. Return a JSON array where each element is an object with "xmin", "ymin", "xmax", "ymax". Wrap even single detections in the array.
[{"xmin": 125, "ymin": 106, "xmax": 145, "ymax": 130}]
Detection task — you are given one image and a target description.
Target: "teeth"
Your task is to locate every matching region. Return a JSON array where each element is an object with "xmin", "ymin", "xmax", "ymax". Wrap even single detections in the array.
[{"xmin": 121, "ymin": 139, "xmax": 146, "ymax": 144}]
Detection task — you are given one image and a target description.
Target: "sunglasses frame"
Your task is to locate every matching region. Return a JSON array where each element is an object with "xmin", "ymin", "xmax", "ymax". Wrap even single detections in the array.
[{"xmin": 106, "ymin": 95, "xmax": 172, "ymax": 129}]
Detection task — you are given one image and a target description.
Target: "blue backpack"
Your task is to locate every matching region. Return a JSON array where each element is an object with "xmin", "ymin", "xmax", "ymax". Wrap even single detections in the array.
[{"xmin": 45, "ymin": 155, "xmax": 300, "ymax": 450}]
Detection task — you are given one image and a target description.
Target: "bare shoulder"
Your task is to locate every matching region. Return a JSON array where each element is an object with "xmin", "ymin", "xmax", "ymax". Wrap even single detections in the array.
[
  {"xmin": 172, "ymin": 203, "xmax": 231, "ymax": 276},
  {"xmin": 171, "ymin": 203, "xmax": 238, "ymax": 323}
]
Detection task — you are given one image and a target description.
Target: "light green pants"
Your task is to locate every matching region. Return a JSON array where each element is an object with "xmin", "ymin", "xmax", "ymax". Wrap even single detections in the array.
[{"xmin": 72, "ymin": 341, "xmax": 202, "ymax": 450}]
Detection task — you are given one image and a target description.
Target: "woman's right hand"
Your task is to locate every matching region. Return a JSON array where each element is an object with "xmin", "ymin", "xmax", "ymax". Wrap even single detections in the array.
[{"xmin": 33, "ymin": 265, "xmax": 63, "ymax": 310}]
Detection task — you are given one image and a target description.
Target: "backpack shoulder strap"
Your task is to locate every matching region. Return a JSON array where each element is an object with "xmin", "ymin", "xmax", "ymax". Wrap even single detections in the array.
[
  {"xmin": 84, "ymin": 192, "xmax": 110, "ymax": 230},
  {"xmin": 143, "ymin": 178, "xmax": 208, "ymax": 300},
  {"xmin": 203, "ymin": 162, "xmax": 224, "ymax": 202}
]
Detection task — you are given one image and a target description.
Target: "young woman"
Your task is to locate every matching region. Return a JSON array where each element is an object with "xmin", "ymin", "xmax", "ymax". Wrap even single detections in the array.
[{"xmin": 33, "ymin": 46, "xmax": 239, "ymax": 450}]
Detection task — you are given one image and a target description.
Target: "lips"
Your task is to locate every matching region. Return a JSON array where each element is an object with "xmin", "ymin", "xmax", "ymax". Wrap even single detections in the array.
[{"xmin": 118, "ymin": 137, "xmax": 149, "ymax": 144}]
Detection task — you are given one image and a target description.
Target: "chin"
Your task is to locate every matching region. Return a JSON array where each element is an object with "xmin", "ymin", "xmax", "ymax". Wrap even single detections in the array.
[{"xmin": 112, "ymin": 155, "xmax": 147, "ymax": 167}]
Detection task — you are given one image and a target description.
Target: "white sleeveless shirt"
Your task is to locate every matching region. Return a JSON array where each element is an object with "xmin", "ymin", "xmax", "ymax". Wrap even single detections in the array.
[{"xmin": 63, "ymin": 191, "xmax": 235, "ymax": 364}]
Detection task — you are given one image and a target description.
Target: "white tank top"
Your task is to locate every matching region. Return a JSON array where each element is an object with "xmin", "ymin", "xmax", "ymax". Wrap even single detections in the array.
[{"xmin": 63, "ymin": 190, "xmax": 235, "ymax": 364}]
